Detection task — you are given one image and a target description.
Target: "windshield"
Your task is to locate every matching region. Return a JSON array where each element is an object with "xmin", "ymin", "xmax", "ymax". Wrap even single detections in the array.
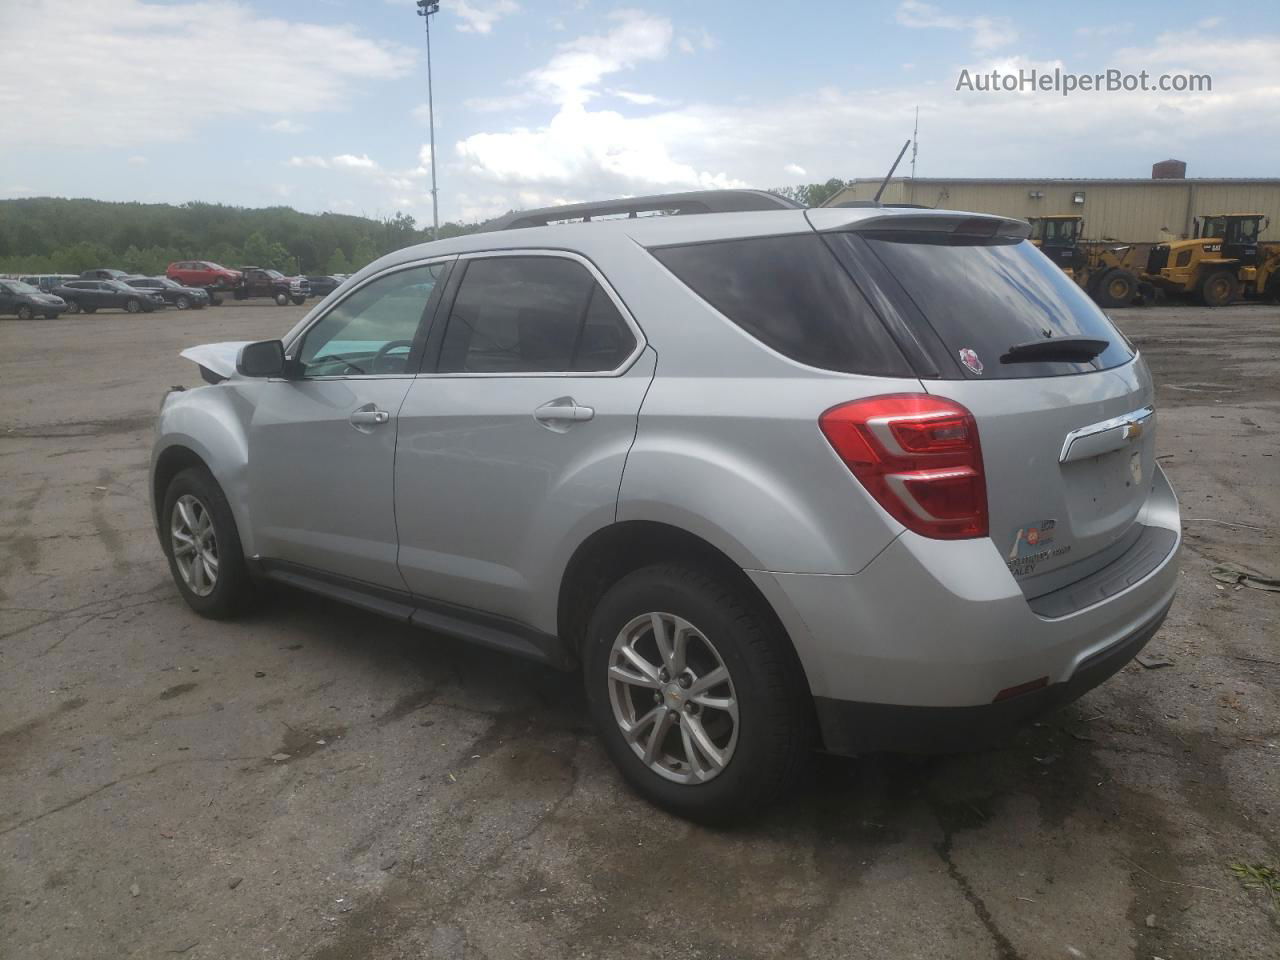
[
  {"xmin": 1200, "ymin": 217, "xmax": 1226, "ymax": 238},
  {"xmin": 6, "ymin": 280, "xmax": 41, "ymax": 294},
  {"xmin": 203, "ymin": 262, "xmax": 227, "ymax": 271},
  {"xmin": 264, "ymin": 269, "xmax": 284, "ymax": 279},
  {"xmin": 1231, "ymin": 218, "xmax": 1261, "ymax": 243},
  {"xmin": 1041, "ymin": 219, "xmax": 1078, "ymax": 243},
  {"xmin": 106, "ymin": 281, "xmax": 135, "ymax": 292}
]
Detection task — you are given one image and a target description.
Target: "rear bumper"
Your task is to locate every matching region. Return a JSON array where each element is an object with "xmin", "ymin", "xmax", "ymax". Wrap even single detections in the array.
[
  {"xmin": 811, "ymin": 597, "xmax": 1170, "ymax": 754},
  {"xmin": 748, "ymin": 465, "xmax": 1180, "ymax": 754}
]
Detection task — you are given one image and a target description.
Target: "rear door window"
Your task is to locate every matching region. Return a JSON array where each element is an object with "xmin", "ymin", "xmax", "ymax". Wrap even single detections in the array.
[
  {"xmin": 650, "ymin": 234, "xmax": 909, "ymax": 376},
  {"xmin": 437, "ymin": 256, "xmax": 636, "ymax": 374},
  {"xmin": 847, "ymin": 232, "xmax": 1133, "ymax": 379}
]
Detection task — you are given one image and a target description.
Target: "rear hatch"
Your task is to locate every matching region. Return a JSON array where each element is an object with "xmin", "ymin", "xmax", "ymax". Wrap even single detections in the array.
[{"xmin": 816, "ymin": 210, "xmax": 1157, "ymax": 593}]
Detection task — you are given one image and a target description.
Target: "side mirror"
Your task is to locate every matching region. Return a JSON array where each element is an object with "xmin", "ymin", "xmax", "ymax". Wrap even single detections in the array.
[{"xmin": 236, "ymin": 339, "xmax": 287, "ymax": 378}]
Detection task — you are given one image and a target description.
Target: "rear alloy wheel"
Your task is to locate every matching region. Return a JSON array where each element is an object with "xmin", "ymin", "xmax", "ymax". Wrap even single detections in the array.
[
  {"xmin": 16, "ymin": 304, "xmax": 33, "ymax": 321},
  {"xmin": 584, "ymin": 564, "xmax": 811, "ymax": 822},
  {"xmin": 124, "ymin": 297, "xmax": 142, "ymax": 314},
  {"xmin": 274, "ymin": 292, "xmax": 288, "ymax": 306},
  {"xmin": 1200, "ymin": 270, "xmax": 1240, "ymax": 307},
  {"xmin": 607, "ymin": 612, "xmax": 740, "ymax": 785},
  {"xmin": 162, "ymin": 466, "xmax": 254, "ymax": 618},
  {"xmin": 66, "ymin": 300, "xmax": 82, "ymax": 315},
  {"xmin": 1095, "ymin": 269, "xmax": 1138, "ymax": 307},
  {"xmin": 175, "ymin": 295, "xmax": 191, "ymax": 310}
]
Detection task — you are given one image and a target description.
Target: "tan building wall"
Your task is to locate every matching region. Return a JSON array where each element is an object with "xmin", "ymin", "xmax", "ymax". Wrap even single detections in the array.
[{"xmin": 824, "ymin": 179, "xmax": 1280, "ymax": 242}]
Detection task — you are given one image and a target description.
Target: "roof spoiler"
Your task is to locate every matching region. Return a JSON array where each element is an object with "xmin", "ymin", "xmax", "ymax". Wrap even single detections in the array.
[
  {"xmin": 479, "ymin": 189, "xmax": 803, "ymax": 232},
  {"xmin": 807, "ymin": 208, "xmax": 1031, "ymax": 241}
]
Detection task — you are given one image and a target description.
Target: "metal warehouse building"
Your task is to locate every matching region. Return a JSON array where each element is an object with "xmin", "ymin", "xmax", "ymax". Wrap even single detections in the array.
[{"xmin": 824, "ymin": 171, "xmax": 1280, "ymax": 243}]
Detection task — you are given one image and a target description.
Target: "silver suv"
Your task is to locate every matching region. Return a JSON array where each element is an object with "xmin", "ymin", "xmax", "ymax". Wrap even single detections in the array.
[{"xmin": 152, "ymin": 190, "xmax": 1180, "ymax": 821}]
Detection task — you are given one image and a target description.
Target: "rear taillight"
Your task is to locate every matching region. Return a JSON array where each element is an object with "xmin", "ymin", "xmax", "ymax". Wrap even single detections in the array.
[{"xmin": 819, "ymin": 394, "xmax": 988, "ymax": 540}]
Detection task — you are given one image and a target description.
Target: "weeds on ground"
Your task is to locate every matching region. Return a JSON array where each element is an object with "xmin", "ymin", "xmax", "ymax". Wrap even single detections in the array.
[{"xmin": 1229, "ymin": 863, "xmax": 1280, "ymax": 906}]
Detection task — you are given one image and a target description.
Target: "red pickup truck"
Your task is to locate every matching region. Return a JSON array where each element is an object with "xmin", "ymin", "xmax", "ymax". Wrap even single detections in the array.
[{"xmin": 165, "ymin": 261, "xmax": 242, "ymax": 306}]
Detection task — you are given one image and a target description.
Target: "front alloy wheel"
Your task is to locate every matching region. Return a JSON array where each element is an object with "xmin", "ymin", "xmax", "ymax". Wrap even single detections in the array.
[
  {"xmin": 170, "ymin": 494, "xmax": 218, "ymax": 597},
  {"xmin": 608, "ymin": 612, "xmax": 739, "ymax": 784}
]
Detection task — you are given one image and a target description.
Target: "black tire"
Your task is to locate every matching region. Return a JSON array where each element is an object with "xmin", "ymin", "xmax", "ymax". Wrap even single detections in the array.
[
  {"xmin": 291, "ymin": 295, "xmax": 306, "ymax": 306},
  {"xmin": 1094, "ymin": 269, "xmax": 1138, "ymax": 308},
  {"xmin": 274, "ymin": 292, "xmax": 288, "ymax": 306},
  {"xmin": 16, "ymin": 304, "xmax": 33, "ymax": 321},
  {"xmin": 160, "ymin": 466, "xmax": 255, "ymax": 619},
  {"xmin": 208, "ymin": 293, "xmax": 223, "ymax": 306},
  {"xmin": 583, "ymin": 563, "xmax": 811, "ymax": 823},
  {"xmin": 66, "ymin": 300, "xmax": 82, "ymax": 315},
  {"xmin": 82, "ymin": 305, "xmax": 97, "ymax": 314},
  {"xmin": 124, "ymin": 297, "xmax": 142, "ymax": 314},
  {"xmin": 175, "ymin": 295, "xmax": 191, "ymax": 310},
  {"xmin": 1199, "ymin": 269, "xmax": 1239, "ymax": 307}
]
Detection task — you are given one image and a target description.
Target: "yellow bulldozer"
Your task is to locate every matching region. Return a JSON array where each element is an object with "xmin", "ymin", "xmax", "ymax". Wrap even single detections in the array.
[
  {"xmin": 1029, "ymin": 215, "xmax": 1153, "ymax": 307},
  {"xmin": 1144, "ymin": 213, "xmax": 1280, "ymax": 306}
]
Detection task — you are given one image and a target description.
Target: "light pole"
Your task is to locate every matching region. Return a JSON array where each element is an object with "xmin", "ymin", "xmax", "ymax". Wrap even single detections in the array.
[{"xmin": 416, "ymin": 0, "xmax": 441, "ymax": 240}]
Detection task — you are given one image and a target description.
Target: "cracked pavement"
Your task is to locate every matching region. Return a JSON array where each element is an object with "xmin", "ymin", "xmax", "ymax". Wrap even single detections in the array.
[{"xmin": 1, "ymin": 302, "xmax": 1277, "ymax": 959}]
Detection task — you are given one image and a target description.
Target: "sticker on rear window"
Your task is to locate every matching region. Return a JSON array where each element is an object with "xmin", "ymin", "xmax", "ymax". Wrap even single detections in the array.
[{"xmin": 958, "ymin": 348, "xmax": 984, "ymax": 375}]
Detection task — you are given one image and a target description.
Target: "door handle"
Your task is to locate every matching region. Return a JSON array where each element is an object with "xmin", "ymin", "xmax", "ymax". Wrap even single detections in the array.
[
  {"xmin": 349, "ymin": 407, "xmax": 390, "ymax": 427},
  {"xmin": 534, "ymin": 398, "xmax": 595, "ymax": 424}
]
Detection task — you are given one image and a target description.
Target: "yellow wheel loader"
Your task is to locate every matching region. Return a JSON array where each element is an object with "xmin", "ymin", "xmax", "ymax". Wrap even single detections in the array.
[
  {"xmin": 1144, "ymin": 214, "xmax": 1280, "ymax": 307},
  {"xmin": 1030, "ymin": 215, "xmax": 1153, "ymax": 307}
]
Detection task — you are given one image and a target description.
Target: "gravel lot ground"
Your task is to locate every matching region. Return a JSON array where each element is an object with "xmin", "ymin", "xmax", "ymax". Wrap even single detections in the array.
[{"xmin": 1, "ymin": 299, "xmax": 1277, "ymax": 960}]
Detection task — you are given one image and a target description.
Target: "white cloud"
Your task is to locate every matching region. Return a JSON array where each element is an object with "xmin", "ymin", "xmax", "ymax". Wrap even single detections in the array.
[
  {"xmin": 453, "ymin": 0, "xmax": 519, "ymax": 34},
  {"xmin": 126, "ymin": 155, "xmax": 148, "ymax": 166},
  {"xmin": 610, "ymin": 89, "xmax": 663, "ymax": 105},
  {"xmin": 452, "ymin": 14, "xmax": 741, "ymax": 201},
  {"xmin": 895, "ymin": 0, "xmax": 1017, "ymax": 53},
  {"xmin": 332, "ymin": 153, "xmax": 378, "ymax": 169},
  {"xmin": 783, "ymin": 163, "xmax": 806, "ymax": 177},
  {"xmin": 0, "ymin": 0, "xmax": 412, "ymax": 151},
  {"xmin": 288, "ymin": 155, "xmax": 330, "ymax": 168},
  {"xmin": 265, "ymin": 119, "xmax": 307, "ymax": 134},
  {"xmin": 529, "ymin": 10, "xmax": 672, "ymax": 106}
]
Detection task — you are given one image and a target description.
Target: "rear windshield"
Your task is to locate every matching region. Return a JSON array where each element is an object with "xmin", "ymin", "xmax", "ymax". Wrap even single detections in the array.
[
  {"xmin": 854, "ymin": 233, "xmax": 1133, "ymax": 379},
  {"xmin": 650, "ymin": 234, "xmax": 909, "ymax": 376}
]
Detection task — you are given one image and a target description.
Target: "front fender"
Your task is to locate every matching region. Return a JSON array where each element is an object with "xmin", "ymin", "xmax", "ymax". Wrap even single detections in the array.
[{"xmin": 151, "ymin": 385, "xmax": 256, "ymax": 555}]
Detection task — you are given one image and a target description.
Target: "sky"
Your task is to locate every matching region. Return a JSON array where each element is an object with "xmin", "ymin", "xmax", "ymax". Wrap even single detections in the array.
[{"xmin": 2, "ymin": 0, "xmax": 1278, "ymax": 226}]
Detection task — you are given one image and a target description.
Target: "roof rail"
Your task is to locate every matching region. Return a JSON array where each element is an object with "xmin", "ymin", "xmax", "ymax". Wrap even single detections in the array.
[{"xmin": 480, "ymin": 189, "xmax": 802, "ymax": 232}]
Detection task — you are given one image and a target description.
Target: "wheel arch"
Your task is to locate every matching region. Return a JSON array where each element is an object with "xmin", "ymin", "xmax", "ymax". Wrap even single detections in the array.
[
  {"xmin": 556, "ymin": 520, "xmax": 814, "ymax": 692},
  {"xmin": 152, "ymin": 391, "xmax": 254, "ymax": 554}
]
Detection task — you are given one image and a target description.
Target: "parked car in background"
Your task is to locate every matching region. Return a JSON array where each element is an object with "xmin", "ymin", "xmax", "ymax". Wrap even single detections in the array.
[
  {"xmin": 235, "ymin": 266, "xmax": 309, "ymax": 305},
  {"xmin": 166, "ymin": 261, "xmax": 243, "ymax": 305},
  {"xmin": 55, "ymin": 279, "xmax": 165, "ymax": 314},
  {"xmin": 125, "ymin": 276, "xmax": 209, "ymax": 310},
  {"xmin": 305, "ymin": 275, "xmax": 343, "ymax": 298},
  {"xmin": 80, "ymin": 268, "xmax": 132, "ymax": 281},
  {"xmin": 0, "ymin": 278, "xmax": 67, "ymax": 320},
  {"xmin": 20, "ymin": 274, "xmax": 79, "ymax": 293}
]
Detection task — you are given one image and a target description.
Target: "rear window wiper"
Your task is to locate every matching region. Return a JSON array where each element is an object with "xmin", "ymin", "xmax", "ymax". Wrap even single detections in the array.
[{"xmin": 1000, "ymin": 336, "xmax": 1109, "ymax": 364}]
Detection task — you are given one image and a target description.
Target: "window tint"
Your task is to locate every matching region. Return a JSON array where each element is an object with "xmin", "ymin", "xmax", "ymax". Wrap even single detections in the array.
[
  {"xmin": 650, "ymin": 234, "xmax": 909, "ymax": 376},
  {"xmin": 438, "ymin": 256, "xmax": 634, "ymax": 373},
  {"xmin": 297, "ymin": 262, "xmax": 445, "ymax": 377},
  {"xmin": 855, "ymin": 233, "xmax": 1133, "ymax": 379}
]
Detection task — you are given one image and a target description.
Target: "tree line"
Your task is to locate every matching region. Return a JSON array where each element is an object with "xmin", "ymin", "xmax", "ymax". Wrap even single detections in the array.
[
  {"xmin": 0, "ymin": 183, "xmax": 850, "ymax": 278},
  {"xmin": 0, "ymin": 198, "xmax": 482, "ymax": 278}
]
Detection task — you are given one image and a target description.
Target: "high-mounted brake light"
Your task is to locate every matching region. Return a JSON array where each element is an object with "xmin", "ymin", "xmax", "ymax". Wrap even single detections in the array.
[{"xmin": 819, "ymin": 394, "xmax": 988, "ymax": 540}]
